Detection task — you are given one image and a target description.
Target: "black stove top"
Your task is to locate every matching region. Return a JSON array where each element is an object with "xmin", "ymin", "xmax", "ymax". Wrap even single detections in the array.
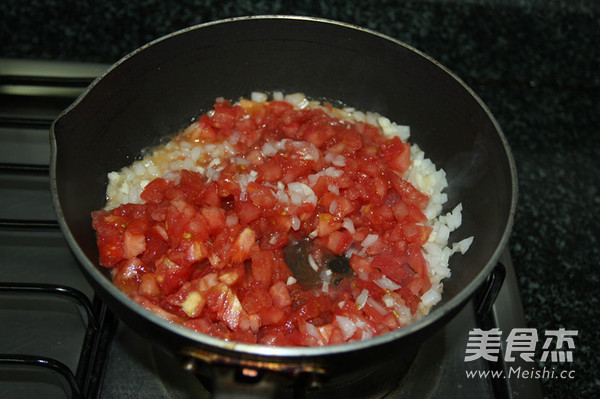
[{"xmin": 0, "ymin": 59, "xmax": 542, "ymax": 399}]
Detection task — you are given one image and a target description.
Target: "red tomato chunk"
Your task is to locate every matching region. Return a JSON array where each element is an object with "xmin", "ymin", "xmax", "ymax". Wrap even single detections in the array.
[{"xmin": 92, "ymin": 98, "xmax": 434, "ymax": 346}]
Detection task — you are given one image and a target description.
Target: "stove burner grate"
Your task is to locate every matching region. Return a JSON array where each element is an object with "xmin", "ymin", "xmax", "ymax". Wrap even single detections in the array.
[
  {"xmin": 0, "ymin": 69, "xmax": 117, "ymax": 399},
  {"xmin": 0, "ymin": 281, "xmax": 118, "ymax": 398}
]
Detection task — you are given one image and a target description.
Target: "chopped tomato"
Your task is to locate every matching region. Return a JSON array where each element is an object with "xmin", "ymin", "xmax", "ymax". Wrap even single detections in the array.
[
  {"xmin": 381, "ymin": 137, "xmax": 411, "ymax": 174},
  {"xmin": 92, "ymin": 96, "xmax": 446, "ymax": 347}
]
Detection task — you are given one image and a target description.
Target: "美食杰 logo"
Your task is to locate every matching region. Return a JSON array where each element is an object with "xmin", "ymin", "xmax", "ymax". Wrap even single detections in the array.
[{"xmin": 463, "ymin": 328, "xmax": 577, "ymax": 380}]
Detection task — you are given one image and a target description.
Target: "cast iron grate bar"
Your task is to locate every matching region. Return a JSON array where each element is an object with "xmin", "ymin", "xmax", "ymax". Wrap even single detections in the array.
[
  {"xmin": 0, "ymin": 75, "xmax": 94, "ymax": 88},
  {"xmin": 1, "ymin": 70, "xmax": 113, "ymax": 398},
  {"xmin": 0, "ymin": 155, "xmax": 56, "ymax": 232},
  {"xmin": 0, "ymin": 354, "xmax": 84, "ymax": 399},
  {"xmin": 0, "ymin": 74, "xmax": 92, "ymax": 129},
  {"xmin": 0, "ymin": 162, "xmax": 49, "ymax": 174},
  {"xmin": 77, "ymin": 296, "xmax": 119, "ymax": 399},
  {"xmin": 0, "ymin": 116, "xmax": 54, "ymax": 130},
  {"xmin": 0, "ymin": 219, "xmax": 59, "ymax": 230},
  {"xmin": 0, "ymin": 282, "xmax": 118, "ymax": 399},
  {"xmin": 0, "ymin": 283, "xmax": 98, "ymax": 330}
]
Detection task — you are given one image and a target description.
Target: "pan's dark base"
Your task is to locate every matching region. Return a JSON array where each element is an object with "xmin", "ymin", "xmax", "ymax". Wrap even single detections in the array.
[{"xmin": 151, "ymin": 329, "xmax": 425, "ymax": 399}]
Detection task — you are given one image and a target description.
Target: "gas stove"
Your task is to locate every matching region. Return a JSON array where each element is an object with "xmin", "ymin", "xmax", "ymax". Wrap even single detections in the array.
[{"xmin": 0, "ymin": 59, "xmax": 542, "ymax": 399}]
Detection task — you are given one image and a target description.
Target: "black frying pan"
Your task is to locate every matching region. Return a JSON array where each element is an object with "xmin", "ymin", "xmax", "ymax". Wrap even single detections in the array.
[{"xmin": 50, "ymin": 15, "xmax": 517, "ymax": 396}]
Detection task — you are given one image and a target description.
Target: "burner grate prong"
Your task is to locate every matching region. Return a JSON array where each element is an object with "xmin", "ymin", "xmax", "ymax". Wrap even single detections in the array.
[
  {"xmin": 0, "ymin": 219, "xmax": 59, "ymax": 230},
  {"xmin": 0, "ymin": 282, "xmax": 118, "ymax": 399},
  {"xmin": 0, "ymin": 354, "xmax": 83, "ymax": 399},
  {"xmin": 0, "ymin": 282, "xmax": 98, "ymax": 330}
]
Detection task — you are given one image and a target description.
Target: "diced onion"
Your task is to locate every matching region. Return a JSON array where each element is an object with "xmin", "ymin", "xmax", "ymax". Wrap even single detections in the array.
[
  {"xmin": 361, "ymin": 234, "xmax": 379, "ymax": 249},
  {"xmin": 286, "ymin": 276, "xmax": 297, "ymax": 286},
  {"xmin": 356, "ymin": 289, "xmax": 369, "ymax": 310},
  {"xmin": 285, "ymin": 93, "xmax": 310, "ymax": 109},
  {"xmin": 382, "ymin": 295, "xmax": 395, "ymax": 308},
  {"xmin": 325, "ymin": 152, "xmax": 346, "ymax": 166},
  {"xmin": 421, "ymin": 286, "xmax": 442, "ymax": 306},
  {"xmin": 452, "ymin": 236, "xmax": 474, "ymax": 255},
  {"xmin": 287, "ymin": 182, "xmax": 317, "ymax": 206},
  {"xmin": 308, "ymin": 254, "xmax": 319, "ymax": 272},
  {"xmin": 329, "ymin": 200, "xmax": 339, "ymax": 214},
  {"xmin": 367, "ymin": 297, "xmax": 388, "ymax": 315},
  {"xmin": 328, "ymin": 184, "xmax": 340, "ymax": 195},
  {"xmin": 251, "ymin": 92, "xmax": 268, "ymax": 102},
  {"xmin": 290, "ymin": 215, "xmax": 301, "ymax": 231},
  {"xmin": 226, "ymin": 214, "xmax": 238, "ymax": 226},
  {"xmin": 335, "ymin": 316, "xmax": 357, "ymax": 340},
  {"xmin": 374, "ymin": 276, "xmax": 402, "ymax": 291},
  {"xmin": 342, "ymin": 218, "xmax": 355, "ymax": 234},
  {"xmin": 300, "ymin": 320, "xmax": 324, "ymax": 345}
]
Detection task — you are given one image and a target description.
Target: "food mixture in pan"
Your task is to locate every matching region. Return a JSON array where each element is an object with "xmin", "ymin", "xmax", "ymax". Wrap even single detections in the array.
[{"xmin": 91, "ymin": 92, "xmax": 473, "ymax": 346}]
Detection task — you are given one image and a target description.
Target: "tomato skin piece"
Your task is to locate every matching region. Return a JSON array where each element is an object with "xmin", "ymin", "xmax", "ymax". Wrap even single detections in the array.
[
  {"xmin": 140, "ymin": 224, "xmax": 169, "ymax": 267},
  {"xmin": 269, "ymin": 281, "xmax": 292, "ymax": 308},
  {"xmin": 267, "ymin": 100, "xmax": 294, "ymax": 116},
  {"xmin": 303, "ymin": 123, "xmax": 335, "ymax": 147},
  {"xmin": 403, "ymin": 224, "xmax": 433, "ymax": 245},
  {"xmin": 407, "ymin": 244, "xmax": 431, "ymax": 292},
  {"xmin": 112, "ymin": 257, "xmax": 149, "ymax": 294},
  {"xmin": 141, "ymin": 178, "xmax": 173, "ymax": 203},
  {"xmin": 199, "ymin": 182, "xmax": 221, "ymax": 207},
  {"xmin": 219, "ymin": 287, "xmax": 245, "ymax": 330},
  {"xmin": 364, "ymin": 204, "xmax": 395, "ymax": 229},
  {"xmin": 185, "ymin": 115, "xmax": 217, "ymax": 141},
  {"xmin": 320, "ymin": 230, "xmax": 353, "ymax": 255},
  {"xmin": 208, "ymin": 226, "xmax": 239, "ymax": 269},
  {"xmin": 381, "ymin": 137, "xmax": 411, "ymax": 174},
  {"xmin": 139, "ymin": 273, "xmax": 161, "ymax": 298},
  {"xmin": 230, "ymin": 330, "xmax": 258, "ymax": 344},
  {"xmin": 154, "ymin": 254, "xmax": 195, "ymax": 295},
  {"xmin": 235, "ymin": 201, "xmax": 262, "ymax": 224},
  {"xmin": 392, "ymin": 176, "xmax": 430, "ymax": 210},
  {"xmin": 200, "ymin": 207, "xmax": 227, "ymax": 235},
  {"xmin": 92, "ymin": 210, "xmax": 126, "ymax": 268},
  {"xmin": 122, "ymin": 217, "xmax": 149, "ymax": 258},
  {"xmin": 185, "ymin": 213, "xmax": 210, "ymax": 242},
  {"xmin": 211, "ymin": 101, "xmax": 242, "ymax": 130},
  {"xmin": 239, "ymin": 98, "xmax": 265, "ymax": 115},
  {"xmin": 317, "ymin": 213, "xmax": 342, "ymax": 237},
  {"xmin": 258, "ymin": 158, "xmax": 283, "ymax": 182},
  {"xmin": 371, "ymin": 255, "xmax": 412, "ymax": 285},
  {"xmin": 247, "ymin": 182, "xmax": 277, "ymax": 208},
  {"xmin": 258, "ymin": 329, "xmax": 291, "ymax": 346},
  {"xmin": 259, "ymin": 306, "xmax": 287, "ymax": 326},
  {"xmin": 166, "ymin": 199, "xmax": 195, "ymax": 248},
  {"xmin": 349, "ymin": 253, "xmax": 374, "ymax": 276},
  {"xmin": 240, "ymin": 284, "xmax": 272, "ymax": 315},
  {"xmin": 250, "ymin": 248, "xmax": 273, "ymax": 287},
  {"xmin": 231, "ymin": 227, "xmax": 256, "ymax": 263}
]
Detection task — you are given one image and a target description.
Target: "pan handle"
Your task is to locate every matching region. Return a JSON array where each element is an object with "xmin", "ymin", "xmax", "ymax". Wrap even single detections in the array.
[
  {"xmin": 474, "ymin": 262, "xmax": 506, "ymax": 318},
  {"xmin": 179, "ymin": 348, "xmax": 327, "ymax": 398}
]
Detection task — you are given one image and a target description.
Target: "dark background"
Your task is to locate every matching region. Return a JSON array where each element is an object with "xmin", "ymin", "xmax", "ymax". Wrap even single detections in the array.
[{"xmin": 2, "ymin": 1, "xmax": 599, "ymax": 397}]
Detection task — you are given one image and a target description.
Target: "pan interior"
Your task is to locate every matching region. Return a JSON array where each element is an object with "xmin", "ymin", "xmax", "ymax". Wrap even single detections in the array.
[{"xmin": 52, "ymin": 17, "xmax": 515, "ymax": 355}]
